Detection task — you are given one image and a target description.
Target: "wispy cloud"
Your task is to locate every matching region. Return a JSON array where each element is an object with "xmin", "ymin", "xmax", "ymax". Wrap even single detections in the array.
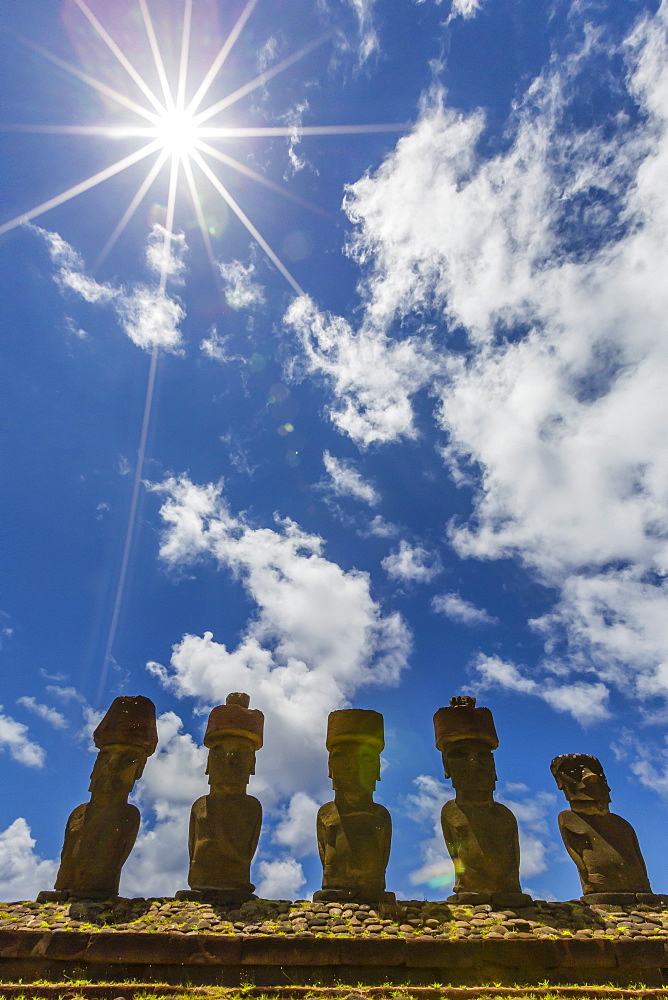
[
  {"xmin": 432, "ymin": 592, "xmax": 497, "ymax": 626},
  {"xmin": 38, "ymin": 224, "xmax": 186, "ymax": 352},
  {"xmin": 16, "ymin": 696, "xmax": 67, "ymax": 730},
  {"xmin": 218, "ymin": 259, "xmax": 265, "ymax": 311},
  {"xmin": 321, "ymin": 451, "xmax": 380, "ymax": 506}
]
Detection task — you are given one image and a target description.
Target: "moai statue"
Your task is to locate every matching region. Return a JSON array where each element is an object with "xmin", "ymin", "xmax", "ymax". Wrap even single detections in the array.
[
  {"xmin": 314, "ymin": 708, "xmax": 395, "ymax": 904},
  {"xmin": 177, "ymin": 693, "xmax": 263, "ymax": 905},
  {"xmin": 434, "ymin": 696, "xmax": 532, "ymax": 907},
  {"xmin": 551, "ymin": 753, "xmax": 658, "ymax": 904},
  {"xmin": 38, "ymin": 695, "xmax": 158, "ymax": 902}
]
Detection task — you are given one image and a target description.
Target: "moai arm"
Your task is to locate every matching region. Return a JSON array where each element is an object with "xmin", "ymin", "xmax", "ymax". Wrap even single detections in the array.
[{"xmin": 558, "ymin": 812, "xmax": 591, "ymax": 879}]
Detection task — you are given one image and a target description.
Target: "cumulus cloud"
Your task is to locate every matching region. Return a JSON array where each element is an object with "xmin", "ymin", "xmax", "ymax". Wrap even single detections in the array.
[
  {"xmin": 255, "ymin": 857, "xmax": 306, "ymax": 899},
  {"xmin": 146, "ymin": 475, "xmax": 411, "ymax": 808},
  {"xmin": 38, "ymin": 224, "xmax": 186, "ymax": 352},
  {"xmin": 0, "ymin": 818, "xmax": 58, "ymax": 902},
  {"xmin": 284, "ymin": 295, "xmax": 437, "ymax": 447},
  {"xmin": 16, "ymin": 696, "xmax": 67, "ymax": 730},
  {"xmin": 218, "ymin": 259, "xmax": 265, "ymax": 311},
  {"xmin": 321, "ymin": 451, "xmax": 380, "ymax": 506},
  {"xmin": 120, "ymin": 711, "xmax": 208, "ymax": 897},
  {"xmin": 382, "ymin": 540, "xmax": 442, "ymax": 584},
  {"xmin": 285, "ymin": 4, "xmax": 668, "ymax": 718},
  {"xmin": 272, "ymin": 792, "xmax": 322, "ymax": 856},
  {"xmin": 0, "ymin": 708, "xmax": 46, "ymax": 768},
  {"xmin": 432, "ymin": 592, "xmax": 497, "ymax": 626}
]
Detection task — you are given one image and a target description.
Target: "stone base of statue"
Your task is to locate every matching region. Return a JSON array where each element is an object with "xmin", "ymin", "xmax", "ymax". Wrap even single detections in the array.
[
  {"xmin": 447, "ymin": 890, "xmax": 533, "ymax": 908},
  {"xmin": 582, "ymin": 891, "xmax": 668, "ymax": 906},
  {"xmin": 313, "ymin": 888, "xmax": 396, "ymax": 905},
  {"xmin": 37, "ymin": 890, "xmax": 114, "ymax": 903},
  {"xmin": 175, "ymin": 888, "xmax": 256, "ymax": 906}
]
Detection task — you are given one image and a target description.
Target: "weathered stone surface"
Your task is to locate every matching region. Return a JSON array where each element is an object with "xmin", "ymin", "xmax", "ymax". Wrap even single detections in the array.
[
  {"xmin": 433, "ymin": 697, "xmax": 530, "ymax": 905},
  {"xmin": 613, "ymin": 937, "xmax": 668, "ymax": 967},
  {"xmin": 551, "ymin": 754, "xmax": 652, "ymax": 898},
  {"xmin": 185, "ymin": 694, "xmax": 263, "ymax": 905},
  {"xmin": 339, "ymin": 937, "xmax": 406, "ymax": 965},
  {"xmin": 241, "ymin": 936, "xmax": 341, "ymax": 965},
  {"xmin": 405, "ymin": 937, "xmax": 482, "ymax": 968},
  {"xmin": 316, "ymin": 709, "xmax": 394, "ymax": 905},
  {"xmin": 559, "ymin": 937, "xmax": 617, "ymax": 968},
  {"xmin": 43, "ymin": 696, "xmax": 158, "ymax": 902}
]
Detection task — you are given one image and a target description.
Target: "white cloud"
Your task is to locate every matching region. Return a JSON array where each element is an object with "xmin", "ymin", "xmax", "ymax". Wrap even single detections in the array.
[
  {"xmin": 272, "ymin": 792, "xmax": 321, "ymax": 856},
  {"xmin": 38, "ymin": 226, "xmax": 185, "ymax": 352},
  {"xmin": 474, "ymin": 654, "xmax": 611, "ymax": 725},
  {"xmin": 46, "ymin": 684, "xmax": 85, "ymax": 703},
  {"xmin": 218, "ymin": 259, "xmax": 265, "ymax": 311},
  {"xmin": 363, "ymin": 515, "xmax": 399, "ymax": 538},
  {"xmin": 200, "ymin": 328, "xmax": 244, "ymax": 364},
  {"xmin": 0, "ymin": 818, "xmax": 58, "ymax": 902},
  {"xmin": 120, "ymin": 711, "xmax": 208, "ymax": 898},
  {"xmin": 16, "ymin": 696, "xmax": 67, "ymax": 730},
  {"xmin": 382, "ymin": 539, "xmax": 442, "ymax": 584},
  {"xmin": 255, "ymin": 856, "xmax": 306, "ymax": 899},
  {"xmin": 286, "ymin": 4, "xmax": 668, "ymax": 717},
  {"xmin": 284, "ymin": 295, "xmax": 437, "ymax": 447},
  {"xmin": 0, "ymin": 708, "xmax": 46, "ymax": 768},
  {"xmin": 432, "ymin": 592, "xmax": 497, "ymax": 626},
  {"xmin": 449, "ymin": 0, "xmax": 483, "ymax": 20},
  {"xmin": 405, "ymin": 774, "xmax": 454, "ymax": 891},
  {"xmin": 322, "ymin": 451, "xmax": 380, "ymax": 506},
  {"xmin": 145, "ymin": 224, "xmax": 187, "ymax": 283},
  {"xmin": 146, "ymin": 475, "xmax": 411, "ymax": 808}
]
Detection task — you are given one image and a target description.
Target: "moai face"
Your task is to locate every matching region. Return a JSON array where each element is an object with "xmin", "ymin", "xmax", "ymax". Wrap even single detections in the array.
[
  {"xmin": 443, "ymin": 738, "xmax": 497, "ymax": 795},
  {"xmin": 206, "ymin": 734, "xmax": 256, "ymax": 793},
  {"xmin": 88, "ymin": 745, "xmax": 148, "ymax": 799},
  {"xmin": 552, "ymin": 754, "xmax": 611, "ymax": 812},
  {"xmin": 329, "ymin": 739, "xmax": 380, "ymax": 801}
]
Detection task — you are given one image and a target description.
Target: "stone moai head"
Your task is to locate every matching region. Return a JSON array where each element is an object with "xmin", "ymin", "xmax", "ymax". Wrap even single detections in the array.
[
  {"xmin": 434, "ymin": 696, "xmax": 499, "ymax": 795},
  {"xmin": 551, "ymin": 753, "xmax": 611, "ymax": 813},
  {"xmin": 326, "ymin": 709, "xmax": 384, "ymax": 803},
  {"xmin": 204, "ymin": 693, "xmax": 264, "ymax": 794},
  {"xmin": 89, "ymin": 696, "xmax": 158, "ymax": 800}
]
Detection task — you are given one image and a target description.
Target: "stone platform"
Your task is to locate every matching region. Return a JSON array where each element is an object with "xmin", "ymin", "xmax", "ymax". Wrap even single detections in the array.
[{"xmin": 2, "ymin": 897, "xmax": 668, "ymax": 987}]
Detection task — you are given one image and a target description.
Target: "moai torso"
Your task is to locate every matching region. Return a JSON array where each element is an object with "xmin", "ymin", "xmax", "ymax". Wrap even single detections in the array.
[
  {"xmin": 188, "ymin": 792, "xmax": 262, "ymax": 892},
  {"xmin": 317, "ymin": 799, "xmax": 391, "ymax": 897},
  {"xmin": 441, "ymin": 798, "xmax": 522, "ymax": 895},
  {"xmin": 558, "ymin": 809, "xmax": 651, "ymax": 895},
  {"xmin": 55, "ymin": 800, "xmax": 140, "ymax": 897}
]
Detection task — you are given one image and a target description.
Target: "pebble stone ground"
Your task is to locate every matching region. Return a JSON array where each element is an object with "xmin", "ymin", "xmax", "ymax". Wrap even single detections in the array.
[{"xmin": 1, "ymin": 898, "xmax": 668, "ymax": 941}]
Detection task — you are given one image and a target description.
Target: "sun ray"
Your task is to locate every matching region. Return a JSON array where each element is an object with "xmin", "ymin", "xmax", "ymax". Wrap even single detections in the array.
[
  {"xmin": 0, "ymin": 125, "xmax": 155, "ymax": 137},
  {"xmin": 192, "ymin": 149, "xmax": 303, "ymax": 295},
  {"xmin": 0, "ymin": 140, "xmax": 162, "ymax": 238},
  {"xmin": 194, "ymin": 36, "xmax": 328, "ymax": 126},
  {"xmin": 199, "ymin": 122, "xmax": 409, "ymax": 138},
  {"xmin": 10, "ymin": 30, "xmax": 160, "ymax": 125},
  {"xmin": 182, "ymin": 152, "xmax": 219, "ymax": 277},
  {"xmin": 71, "ymin": 0, "xmax": 166, "ymax": 117},
  {"xmin": 94, "ymin": 148, "xmax": 170, "ymax": 269},
  {"xmin": 98, "ymin": 342, "xmax": 159, "ymax": 700},
  {"xmin": 186, "ymin": 0, "xmax": 258, "ymax": 116},
  {"xmin": 196, "ymin": 140, "xmax": 327, "ymax": 216},
  {"xmin": 177, "ymin": 0, "xmax": 194, "ymax": 113},
  {"xmin": 138, "ymin": 0, "xmax": 175, "ymax": 112}
]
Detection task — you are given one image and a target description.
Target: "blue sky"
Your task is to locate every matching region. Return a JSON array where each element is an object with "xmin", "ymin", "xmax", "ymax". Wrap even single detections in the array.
[{"xmin": 2, "ymin": 0, "xmax": 668, "ymax": 904}]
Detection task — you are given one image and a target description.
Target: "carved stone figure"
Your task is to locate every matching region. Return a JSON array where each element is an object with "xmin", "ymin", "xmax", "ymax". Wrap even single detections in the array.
[
  {"xmin": 551, "ymin": 753, "xmax": 657, "ymax": 903},
  {"xmin": 434, "ymin": 696, "xmax": 532, "ymax": 907},
  {"xmin": 38, "ymin": 696, "xmax": 158, "ymax": 902},
  {"xmin": 177, "ymin": 693, "xmax": 263, "ymax": 905},
  {"xmin": 314, "ymin": 708, "xmax": 395, "ymax": 904}
]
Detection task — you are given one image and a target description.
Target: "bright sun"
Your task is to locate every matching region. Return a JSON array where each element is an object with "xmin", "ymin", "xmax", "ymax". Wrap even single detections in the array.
[{"xmin": 153, "ymin": 107, "xmax": 200, "ymax": 158}]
